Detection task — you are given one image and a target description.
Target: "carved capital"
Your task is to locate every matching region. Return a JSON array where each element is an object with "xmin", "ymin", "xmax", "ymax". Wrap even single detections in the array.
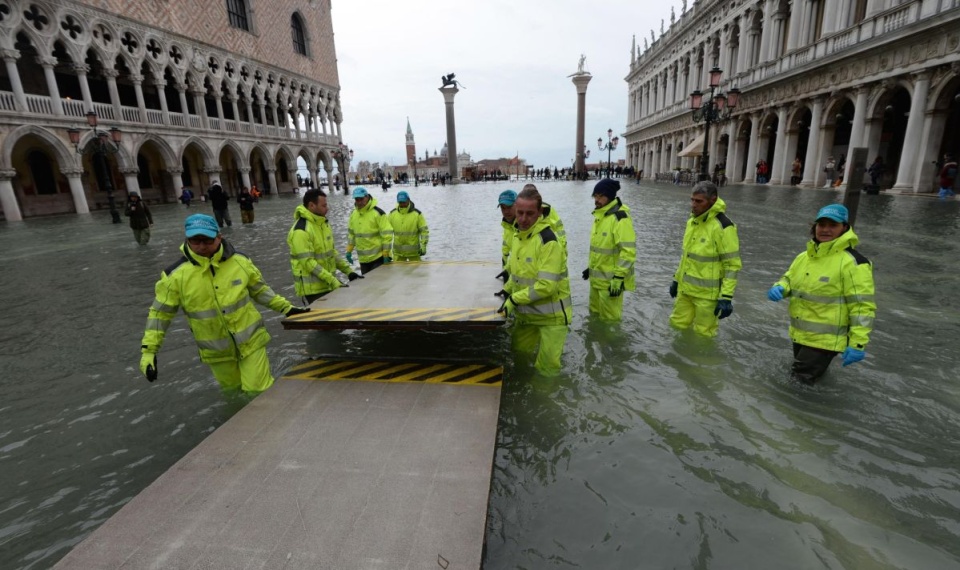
[
  {"xmin": 266, "ymin": 167, "xmax": 277, "ymax": 173},
  {"xmin": 1, "ymin": 49, "xmax": 20, "ymax": 62},
  {"xmin": 239, "ymin": 166, "xmax": 251, "ymax": 174},
  {"xmin": 202, "ymin": 167, "xmax": 221, "ymax": 174},
  {"xmin": 61, "ymin": 167, "xmax": 84, "ymax": 177},
  {"xmin": 129, "ymin": 74, "xmax": 143, "ymax": 85},
  {"xmin": 167, "ymin": 167, "xmax": 184, "ymax": 175},
  {"xmin": 37, "ymin": 55, "xmax": 58, "ymax": 68},
  {"xmin": 120, "ymin": 167, "xmax": 140, "ymax": 176},
  {"xmin": 102, "ymin": 69, "xmax": 120, "ymax": 79},
  {"xmin": 0, "ymin": 169, "xmax": 19, "ymax": 181}
]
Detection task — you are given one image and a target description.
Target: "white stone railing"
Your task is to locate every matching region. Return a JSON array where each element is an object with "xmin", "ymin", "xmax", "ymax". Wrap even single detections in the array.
[
  {"xmin": 121, "ymin": 107, "xmax": 140, "ymax": 122},
  {"xmin": 92, "ymin": 102, "xmax": 115, "ymax": 121},
  {"xmin": 146, "ymin": 109, "xmax": 164, "ymax": 125},
  {"xmin": 63, "ymin": 98, "xmax": 86, "ymax": 118},
  {"xmin": 208, "ymin": 117, "xmax": 221, "ymax": 130},
  {"xmin": 188, "ymin": 115, "xmax": 202, "ymax": 129},
  {"xmin": 170, "ymin": 112, "xmax": 185, "ymax": 127},
  {"xmin": 0, "ymin": 91, "xmax": 14, "ymax": 111},
  {"xmin": 25, "ymin": 94, "xmax": 52, "ymax": 115}
]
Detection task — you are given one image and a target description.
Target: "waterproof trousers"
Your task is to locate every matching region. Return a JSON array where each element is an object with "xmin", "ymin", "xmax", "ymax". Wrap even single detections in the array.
[
  {"xmin": 132, "ymin": 228, "xmax": 151, "ymax": 245},
  {"xmin": 512, "ymin": 323, "xmax": 568, "ymax": 376},
  {"xmin": 207, "ymin": 346, "xmax": 274, "ymax": 393},
  {"xmin": 241, "ymin": 209, "xmax": 255, "ymax": 224},
  {"xmin": 791, "ymin": 342, "xmax": 837, "ymax": 384},
  {"xmin": 669, "ymin": 293, "xmax": 720, "ymax": 337},
  {"xmin": 589, "ymin": 287, "xmax": 624, "ymax": 322},
  {"xmin": 213, "ymin": 208, "xmax": 232, "ymax": 227}
]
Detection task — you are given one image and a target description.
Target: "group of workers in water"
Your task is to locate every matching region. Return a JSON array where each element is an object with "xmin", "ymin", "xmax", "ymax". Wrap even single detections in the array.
[{"xmin": 137, "ymin": 179, "xmax": 875, "ymax": 392}]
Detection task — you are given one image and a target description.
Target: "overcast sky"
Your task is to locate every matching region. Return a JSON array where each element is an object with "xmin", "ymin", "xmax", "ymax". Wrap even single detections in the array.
[{"xmin": 329, "ymin": 0, "xmax": 679, "ymax": 171}]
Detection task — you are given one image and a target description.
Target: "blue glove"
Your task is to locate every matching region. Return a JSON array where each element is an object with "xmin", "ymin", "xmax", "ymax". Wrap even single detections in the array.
[
  {"xmin": 714, "ymin": 299, "xmax": 733, "ymax": 319},
  {"xmin": 345, "ymin": 252, "xmax": 353, "ymax": 264},
  {"xmin": 497, "ymin": 296, "xmax": 516, "ymax": 318},
  {"xmin": 669, "ymin": 281, "xmax": 678, "ymax": 298},
  {"xmin": 767, "ymin": 285, "xmax": 785, "ymax": 302},
  {"xmin": 841, "ymin": 347, "xmax": 865, "ymax": 367},
  {"xmin": 384, "ymin": 256, "xmax": 392, "ymax": 263},
  {"xmin": 608, "ymin": 277, "xmax": 624, "ymax": 297}
]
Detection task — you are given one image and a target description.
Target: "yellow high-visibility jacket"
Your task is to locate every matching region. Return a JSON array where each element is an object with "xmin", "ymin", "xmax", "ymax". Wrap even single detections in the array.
[
  {"xmin": 388, "ymin": 202, "xmax": 429, "ymax": 260},
  {"xmin": 674, "ymin": 197, "xmax": 741, "ymax": 300},
  {"xmin": 589, "ymin": 197, "xmax": 636, "ymax": 291},
  {"xmin": 500, "ymin": 203, "xmax": 566, "ymax": 267},
  {"xmin": 287, "ymin": 204, "xmax": 352, "ymax": 297},
  {"xmin": 141, "ymin": 241, "xmax": 292, "ymax": 363},
  {"xmin": 347, "ymin": 198, "xmax": 393, "ymax": 263},
  {"xmin": 773, "ymin": 229, "xmax": 876, "ymax": 352},
  {"xmin": 501, "ymin": 217, "xmax": 515, "ymax": 266},
  {"xmin": 504, "ymin": 216, "xmax": 572, "ymax": 326}
]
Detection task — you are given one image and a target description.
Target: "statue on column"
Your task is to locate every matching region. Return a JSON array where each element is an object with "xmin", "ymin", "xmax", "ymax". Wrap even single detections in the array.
[{"xmin": 577, "ymin": 54, "xmax": 586, "ymax": 74}]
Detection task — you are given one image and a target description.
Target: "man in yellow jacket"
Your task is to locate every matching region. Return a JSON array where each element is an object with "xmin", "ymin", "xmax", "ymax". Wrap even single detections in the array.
[
  {"xmin": 498, "ymin": 187, "xmax": 573, "ymax": 376},
  {"xmin": 346, "ymin": 186, "xmax": 394, "ymax": 274},
  {"xmin": 496, "ymin": 186, "xmax": 567, "ymax": 283},
  {"xmin": 582, "ymin": 179, "xmax": 636, "ymax": 322},
  {"xmin": 388, "ymin": 191, "xmax": 429, "ymax": 261},
  {"xmin": 669, "ymin": 181, "xmax": 742, "ymax": 337},
  {"xmin": 767, "ymin": 204, "xmax": 876, "ymax": 383},
  {"xmin": 139, "ymin": 214, "xmax": 309, "ymax": 394},
  {"xmin": 288, "ymin": 189, "xmax": 362, "ymax": 304}
]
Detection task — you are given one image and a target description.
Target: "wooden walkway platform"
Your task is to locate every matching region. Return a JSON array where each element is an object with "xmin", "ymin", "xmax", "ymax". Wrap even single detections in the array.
[
  {"xmin": 283, "ymin": 261, "xmax": 505, "ymax": 330},
  {"xmin": 55, "ymin": 363, "xmax": 502, "ymax": 569}
]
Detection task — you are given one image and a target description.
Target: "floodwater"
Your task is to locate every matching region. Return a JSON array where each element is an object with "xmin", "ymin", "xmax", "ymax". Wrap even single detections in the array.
[{"xmin": 1, "ymin": 180, "xmax": 958, "ymax": 569}]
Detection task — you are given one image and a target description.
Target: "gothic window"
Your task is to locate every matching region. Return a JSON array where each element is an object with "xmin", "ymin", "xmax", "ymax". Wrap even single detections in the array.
[
  {"xmin": 226, "ymin": 0, "xmax": 250, "ymax": 31},
  {"xmin": 291, "ymin": 14, "xmax": 307, "ymax": 56}
]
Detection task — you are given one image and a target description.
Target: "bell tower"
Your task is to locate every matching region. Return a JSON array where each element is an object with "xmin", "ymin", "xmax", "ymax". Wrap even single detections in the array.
[{"xmin": 405, "ymin": 117, "xmax": 416, "ymax": 165}]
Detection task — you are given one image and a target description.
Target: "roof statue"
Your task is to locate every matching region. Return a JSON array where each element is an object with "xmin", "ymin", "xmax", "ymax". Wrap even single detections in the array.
[
  {"xmin": 671, "ymin": 7, "xmax": 676, "ymax": 23},
  {"xmin": 661, "ymin": 19, "xmax": 665, "ymax": 35},
  {"xmin": 650, "ymin": 29, "xmax": 655, "ymax": 43},
  {"xmin": 682, "ymin": 0, "xmax": 687, "ymax": 13},
  {"xmin": 644, "ymin": 38, "xmax": 649, "ymax": 51}
]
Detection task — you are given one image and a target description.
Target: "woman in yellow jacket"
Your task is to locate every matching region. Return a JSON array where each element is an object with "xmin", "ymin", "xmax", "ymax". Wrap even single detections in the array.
[
  {"xmin": 388, "ymin": 191, "xmax": 429, "ymax": 261},
  {"xmin": 767, "ymin": 204, "xmax": 876, "ymax": 384},
  {"xmin": 140, "ymin": 214, "xmax": 308, "ymax": 394}
]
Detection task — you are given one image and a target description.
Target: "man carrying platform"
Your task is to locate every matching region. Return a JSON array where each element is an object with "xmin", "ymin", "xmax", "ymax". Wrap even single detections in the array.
[
  {"xmin": 388, "ymin": 191, "xmax": 429, "ymax": 261},
  {"xmin": 496, "ymin": 186, "xmax": 566, "ymax": 283},
  {"xmin": 288, "ymin": 189, "xmax": 363, "ymax": 304},
  {"xmin": 139, "ymin": 214, "xmax": 309, "ymax": 394},
  {"xmin": 498, "ymin": 186, "xmax": 573, "ymax": 376},
  {"xmin": 346, "ymin": 186, "xmax": 394, "ymax": 274}
]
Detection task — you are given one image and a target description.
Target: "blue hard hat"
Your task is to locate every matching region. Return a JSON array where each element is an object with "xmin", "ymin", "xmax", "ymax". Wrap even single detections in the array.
[
  {"xmin": 498, "ymin": 190, "xmax": 517, "ymax": 207},
  {"xmin": 185, "ymin": 214, "xmax": 219, "ymax": 238},
  {"xmin": 397, "ymin": 191, "xmax": 410, "ymax": 202},
  {"xmin": 352, "ymin": 186, "xmax": 369, "ymax": 199},
  {"xmin": 815, "ymin": 204, "xmax": 848, "ymax": 223}
]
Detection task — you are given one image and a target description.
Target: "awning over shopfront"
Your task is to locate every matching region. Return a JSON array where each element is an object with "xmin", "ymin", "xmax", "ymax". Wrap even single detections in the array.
[{"xmin": 677, "ymin": 134, "xmax": 705, "ymax": 157}]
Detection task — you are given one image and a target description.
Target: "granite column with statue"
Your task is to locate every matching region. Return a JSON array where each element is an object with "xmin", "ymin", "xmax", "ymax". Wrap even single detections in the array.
[
  {"xmin": 570, "ymin": 57, "xmax": 592, "ymax": 178},
  {"xmin": 439, "ymin": 85, "xmax": 460, "ymax": 183}
]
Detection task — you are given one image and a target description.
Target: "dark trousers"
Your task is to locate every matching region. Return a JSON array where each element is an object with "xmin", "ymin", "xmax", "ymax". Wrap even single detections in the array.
[
  {"xmin": 213, "ymin": 208, "xmax": 232, "ymax": 227},
  {"xmin": 359, "ymin": 256, "xmax": 384, "ymax": 275},
  {"xmin": 791, "ymin": 343, "xmax": 838, "ymax": 384}
]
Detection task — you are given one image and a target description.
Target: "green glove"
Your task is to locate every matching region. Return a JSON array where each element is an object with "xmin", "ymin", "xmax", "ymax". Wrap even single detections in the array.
[
  {"xmin": 140, "ymin": 352, "xmax": 157, "ymax": 382},
  {"xmin": 345, "ymin": 252, "xmax": 353, "ymax": 264},
  {"xmin": 608, "ymin": 277, "xmax": 624, "ymax": 297},
  {"xmin": 419, "ymin": 245, "xmax": 427, "ymax": 257},
  {"xmin": 384, "ymin": 256, "xmax": 392, "ymax": 263}
]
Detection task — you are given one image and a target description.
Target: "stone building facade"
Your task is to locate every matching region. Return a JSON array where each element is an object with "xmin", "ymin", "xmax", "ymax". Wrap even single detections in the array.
[
  {"xmin": 0, "ymin": 0, "xmax": 345, "ymax": 221},
  {"xmin": 624, "ymin": 0, "xmax": 960, "ymax": 192}
]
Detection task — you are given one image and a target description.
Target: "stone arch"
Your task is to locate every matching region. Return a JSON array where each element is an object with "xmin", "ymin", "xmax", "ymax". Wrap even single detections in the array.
[
  {"xmin": 177, "ymin": 136, "xmax": 215, "ymax": 167},
  {"xmin": 133, "ymin": 134, "xmax": 178, "ymax": 169},
  {"xmin": 0, "ymin": 124, "xmax": 76, "ymax": 172}
]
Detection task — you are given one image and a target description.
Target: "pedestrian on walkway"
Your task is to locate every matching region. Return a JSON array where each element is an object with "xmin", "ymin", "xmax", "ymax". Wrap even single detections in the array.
[
  {"xmin": 791, "ymin": 157, "xmax": 803, "ymax": 185},
  {"xmin": 237, "ymin": 187, "xmax": 256, "ymax": 224},
  {"xmin": 498, "ymin": 186, "xmax": 572, "ymax": 376},
  {"xmin": 139, "ymin": 214, "xmax": 309, "ymax": 394},
  {"xmin": 766, "ymin": 204, "xmax": 876, "ymax": 384},
  {"xmin": 867, "ymin": 157, "xmax": 885, "ymax": 190},
  {"xmin": 388, "ymin": 191, "xmax": 429, "ymax": 261},
  {"xmin": 823, "ymin": 156, "xmax": 837, "ymax": 188},
  {"xmin": 179, "ymin": 187, "xmax": 193, "ymax": 207},
  {"xmin": 124, "ymin": 192, "xmax": 153, "ymax": 245},
  {"xmin": 669, "ymin": 181, "xmax": 742, "ymax": 337},
  {"xmin": 207, "ymin": 181, "xmax": 232, "ymax": 228},
  {"xmin": 938, "ymin": 153, "xmax": 957, "ymax": 200},
  {"xmin": 582, "ymin": 179, "xmax": 636, "ymax": 322},
  {"xmin": 346, "ymin": 186, "xmax": 394, "ymax": 274},
  {"xmin": 288, "ymin": 189, "xmax": 361, "ymax": 304}
]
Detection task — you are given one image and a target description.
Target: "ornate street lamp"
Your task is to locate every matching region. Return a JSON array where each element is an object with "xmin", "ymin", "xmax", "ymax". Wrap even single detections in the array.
[
  {"xmin": 689, "ymin": 67, "xmax": 740, "ymax": 182},
  {"xmin": 68, "ymin": 111, "xmax": 123, "ymax": 224},
  {"xmin": 331, "ymin": 142, "xmax": 354, "ymax": 192},
  {"xmin": 598, "ymin": 128, "xmax": 619, "ymax": 178}
]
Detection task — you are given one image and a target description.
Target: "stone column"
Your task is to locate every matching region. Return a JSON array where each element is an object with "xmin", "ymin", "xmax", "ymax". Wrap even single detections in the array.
[
  {"xmin": 801, "ymin": 97, "xmax": 824, "ymax": 185},
  {"xmin": 74, "ymin": 63, "xmax": 93, "ymax": 113},
  {"xmin": 309, "ymin": 165, "xmax": 320, "ymax": 188},
  {"xmin": 571, "ymin": 73, "xmax": 592, "ymax": 175},
  {"xmin": 770, "ymin": 106, "xmax": 789, "ymax": 184},
  {"xmin": 0, "ymin": 169, "xmax": 23, "ymax": 221},
  {"xmin": 288, "ymin": 169, "xmax": 299, "ymax": 190},
  {"xmin": 192, "ymin": 88, "xmax": 209, "ymax": 129},
  {"xmin": 746, "ymin": 113, "xmax": 761, "ymax": 182},
  {"xmin": 239, "ymin": 166, "xmax": 251, "ymax": 189},
  {"xmin": 245, "ymin": 99, "xmax": 254, "ymax": 127},
  {"xmin": 104, "ymin": 69, "xmax": 122, "ymax": 121},
  {"xmin": 168, "ymin": 167, "xmax": 185, "ymax": 197},
  {"xmin": 325, "ymin": 167, "xmax": 334, "ymax": 193},
  {"xmin": 786, "ymin": 1, "xmax": 804, "ymax": 51},
  {"xmin": 2, "ymin": 50, "xmax": 28, "ymax": 111},
  {"xmin": 893, "ymin": 72, "xmax": 930, "ymax": 191},
  {"xmin": 916, "ymin": 109, "xmax": 949, "ymax": 192},
  {"xmin": 121, "ymin": 167, "xmax": 141, "ymax": 197},
  {"xmin": 439, "ymin": 85, "xmax": 461, "ymax": 182},
  {"xmin": 759, "ymin": 0, "xmax": 774, "ymax": 63},
  {"xmin": 842, "ymin": 86, "xmax": 869, "ymax": 187},
  {"xmin": 130, "ymin": 74, "xmax": 148, "ymax": 123},
  {"xmin": 155, "ymin": 80, "xmax": 170, "ymax": 124},
  {"xmin": 335, "ymin": 118, "xmax": 342, "ymax": 140},
  {"xmin": 725, "ymin": 123, "xmax": 737, "ymax": 180},
  {"xmin": 214, "ymin": 89, "xmax": 225, "ymax": 129},
  {"xmin": 818, "ymin": 123, "xmax": 837, "ymax": 187},
  {"xmin": 177, "ymin": 83, "xmax": 189, "ymax": 122},
  {"xmin": 267, "ymin": 168, "xmax": 278, "ymax": 194},
  {"xmin": 229, "ymin": 95, "xmax": 240, "ymax": 129},
  {"xmin": 258, "ymin": 102, "xmax": 267, "ymax": 126},
  {"xmin": 40, "ymin": 56, "xmax": 64, "ymax": 116}
]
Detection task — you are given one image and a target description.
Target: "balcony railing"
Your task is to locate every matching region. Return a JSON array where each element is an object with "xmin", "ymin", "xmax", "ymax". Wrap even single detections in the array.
[{"xmin": 1, "ymin": 90, "xmax": 339, "ymax": 146}]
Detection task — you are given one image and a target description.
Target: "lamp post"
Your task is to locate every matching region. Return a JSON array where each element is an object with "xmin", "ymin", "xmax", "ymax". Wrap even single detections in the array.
[
  {"xmin": 598, "ymin": 129, "xmax": 619, "ymax": 178},
  {"xmin": 689, "ymin": 67, "xmax": 740, "ymax": 182},
  {"xmin": 332, "ymin": 142, "xmax": 354, "ymax": 193},
  {"xmin": 68, "ymin": 111, "xmax": 122, "ymax": 224}
]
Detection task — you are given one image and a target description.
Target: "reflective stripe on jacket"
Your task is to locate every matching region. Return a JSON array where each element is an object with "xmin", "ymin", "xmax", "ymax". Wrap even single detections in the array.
[
  {"xmin": 504, "ymin": 216, "xmax": 572, "ymax": 326},
  {"xmin": 501, "ymin": 218, "xmax": 515, "ymax": 266},
  {"xmin": 774, "ymin": 229, "xmax": 876, "ymax": 352},
  {"xmin": 388, "ymin": 202, "xmax": 429, "ymax": 259},
  {"xmin": 589, "ymin": 197, "xmax": 636, "ymax": 291},
  {"xmin": 674, "ymin": 197, "xmax": 741, "ymax": 300},
  {"xmin": 347, "ymin": 198, "xmax": 394, "ymax": 263},
  {"xmin": 287, "ymin": 205, "xmax": 352, "ymax": 297},
  {"xmin": 141, "ymin": 241, "xmax": 293, "ymax": 363}
]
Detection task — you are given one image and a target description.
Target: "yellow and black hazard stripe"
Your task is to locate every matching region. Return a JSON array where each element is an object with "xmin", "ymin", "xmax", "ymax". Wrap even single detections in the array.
[
  {"xmin": 283, "ymin": 359, "xmax": 502, "ymax": 386},
  {"xmin": 283, "ymin": 307, "xmax": 503, "ymax": 329}
]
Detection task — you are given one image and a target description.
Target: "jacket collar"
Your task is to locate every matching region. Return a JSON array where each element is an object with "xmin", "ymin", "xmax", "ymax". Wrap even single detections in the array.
[
  {"xmin": 181, "ymin": 239, "xmax": 234, "ymax": 266},
  {"xmin": 807, "ymin": 228, "xmax": 859, "ymax": 257}
]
